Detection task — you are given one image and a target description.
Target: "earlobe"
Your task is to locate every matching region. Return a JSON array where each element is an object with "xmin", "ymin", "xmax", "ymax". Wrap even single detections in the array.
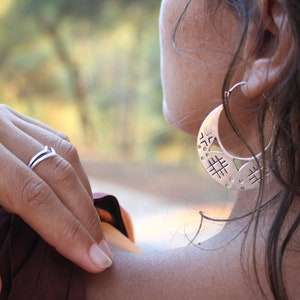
[{"xmin": 241, "ymin": 0, "xmax": 294, "ymax": 99}]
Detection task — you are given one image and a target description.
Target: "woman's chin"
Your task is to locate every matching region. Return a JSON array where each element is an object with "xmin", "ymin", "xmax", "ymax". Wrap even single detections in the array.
[{"xmin": 163, "ymin": 108, "xmax": 198, "ymax": 136}]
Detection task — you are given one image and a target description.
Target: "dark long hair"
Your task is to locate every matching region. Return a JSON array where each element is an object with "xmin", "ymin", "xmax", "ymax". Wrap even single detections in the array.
[
  {"xmin": 174, "ymin": 1, "xmax": 300, "ymax": 299},
  {"xmin": 222, "ymin": 1, "xmax": 300, "ymax": 299}
]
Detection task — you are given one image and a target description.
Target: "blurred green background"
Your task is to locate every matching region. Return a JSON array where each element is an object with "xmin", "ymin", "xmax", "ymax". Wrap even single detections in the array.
[
  {"xmin": 0, "ymin": 0, "xmax": 233, "ymax": 249},
  {"xmin": 0, "ymin": 0, "xmax": 197, "ymax": 166}
]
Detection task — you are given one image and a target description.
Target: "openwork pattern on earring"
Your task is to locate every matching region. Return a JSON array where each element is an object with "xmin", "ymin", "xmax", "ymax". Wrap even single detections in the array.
[{"xmin": 197, "ymin": 82, "xmax": 272, "ymax": 191}]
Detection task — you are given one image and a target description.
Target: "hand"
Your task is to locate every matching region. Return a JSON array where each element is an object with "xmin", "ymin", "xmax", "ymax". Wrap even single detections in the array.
[{"xmin": 0, "ymin": 105, "xmax": 112, "ymax": 273}]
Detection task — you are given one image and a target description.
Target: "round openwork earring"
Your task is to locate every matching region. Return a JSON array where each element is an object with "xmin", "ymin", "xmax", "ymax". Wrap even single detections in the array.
[{"xmin": 197, "ymin": 82, "xmax": 272, "ymax": 191}]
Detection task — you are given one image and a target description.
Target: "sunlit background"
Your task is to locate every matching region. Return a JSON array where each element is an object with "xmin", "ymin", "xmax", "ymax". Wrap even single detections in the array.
[{"xmin": 0, "ymin": 0, "xmax": 235, "ymax": 251}]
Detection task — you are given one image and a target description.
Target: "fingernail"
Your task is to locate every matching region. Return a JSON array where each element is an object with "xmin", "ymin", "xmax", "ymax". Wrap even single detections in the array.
[
  {"xmin": 89, "ymin": 243, "xmax": 113, "ymax": 269},
  {"xmin": 98, "ymin": 240, "xmax": 113, "ymax": 259}
]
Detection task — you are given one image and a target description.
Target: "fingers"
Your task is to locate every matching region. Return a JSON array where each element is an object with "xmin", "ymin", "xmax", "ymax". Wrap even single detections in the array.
[
  {"xmin": 2, "ymin": 104, "xmax": 63, "ymax": 136},
  {"xmin": 0, "ymin": 105, "xmax": 112, "ymax": 272},
  {"xmin": 33, "ymin": 154, "xmax": 103, "ymax": 245},
  {"xmin": 7, "ymin": 118, "xmax": 100, "ymax": 242},
  {"xmin": 4, "ymin": 107, "xmax": 92, "ymax": 198},
  {"xmin": 0, "ymin": 144, "xmax": 112, "ymax": 273}
]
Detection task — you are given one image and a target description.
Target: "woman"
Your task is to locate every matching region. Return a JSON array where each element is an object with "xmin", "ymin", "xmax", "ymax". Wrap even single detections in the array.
[
  {"xmin": 1, "ymin": 0, "xmax": 299, "ymax": 299},
  {"xmin": 85, "ymin": 0, "xmax": 299, "ymax": 299}
]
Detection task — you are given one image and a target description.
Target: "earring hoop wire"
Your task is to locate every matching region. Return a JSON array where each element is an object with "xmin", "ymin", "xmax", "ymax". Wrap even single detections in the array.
[{"xmin": 224, "ymin": 81, "xmax": 246, "ymax": 99}]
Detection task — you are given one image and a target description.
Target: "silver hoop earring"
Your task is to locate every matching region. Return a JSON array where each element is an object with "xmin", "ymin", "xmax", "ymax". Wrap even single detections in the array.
[{"xmin": 197, "ymin": 82, "xmax": 272, "ymax": 191}]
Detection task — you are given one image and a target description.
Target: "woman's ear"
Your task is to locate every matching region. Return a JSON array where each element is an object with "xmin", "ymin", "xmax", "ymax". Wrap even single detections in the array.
[{"xmin": 241, "ymin": 0, "xmax": 294, "ymax": 98}]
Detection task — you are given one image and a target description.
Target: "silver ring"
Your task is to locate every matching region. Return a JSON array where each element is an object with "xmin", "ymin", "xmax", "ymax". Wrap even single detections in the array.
[{"xmin": 28, "ymin": 146, "xmax": 56, "ymax": 169}]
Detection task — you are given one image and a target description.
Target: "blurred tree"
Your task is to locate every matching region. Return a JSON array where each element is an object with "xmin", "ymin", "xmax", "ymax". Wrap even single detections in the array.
[
  {"xmin": 0, "ymin": 0, "xmax": 176, "ymax": 161},
  {"xmin": 20, "ymin": 0, "xmax": 108, "ymax": 140}
]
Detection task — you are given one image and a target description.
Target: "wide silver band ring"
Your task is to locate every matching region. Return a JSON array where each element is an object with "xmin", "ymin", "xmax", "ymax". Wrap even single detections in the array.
[{"xmin": 28, "ymin": 146, "xmax": 56, "ymax": 169}]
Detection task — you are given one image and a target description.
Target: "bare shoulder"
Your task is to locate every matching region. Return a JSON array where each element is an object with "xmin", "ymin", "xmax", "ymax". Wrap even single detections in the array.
[
  {"xmin": 85, "ymin": 199, "xmax": 300, "ymax": 300},
  {"xmin": 85, "ymin": 223, "xmax": 258, "ymax": 300}
]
